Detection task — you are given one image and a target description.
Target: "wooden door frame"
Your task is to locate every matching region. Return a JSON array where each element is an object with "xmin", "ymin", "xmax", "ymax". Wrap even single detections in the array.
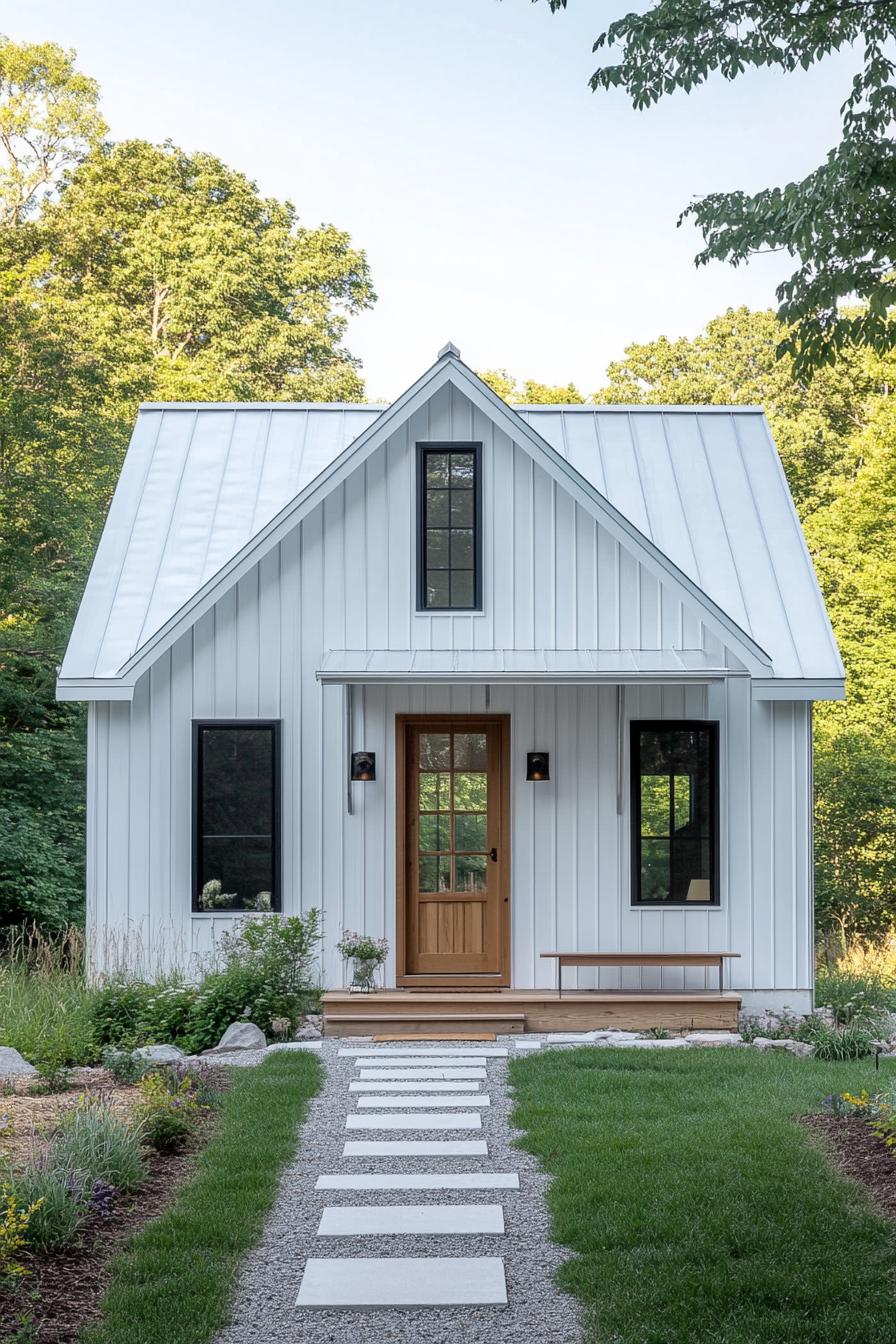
[{"xmin": 395, "ymin": 713, "xmax": 511, "ymax": 989}]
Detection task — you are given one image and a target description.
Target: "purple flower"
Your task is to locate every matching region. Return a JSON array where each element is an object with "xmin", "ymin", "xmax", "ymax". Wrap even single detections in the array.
[{"xmin": 89, "ymin": 1179, "xmax": 117, "ymax": 1216}]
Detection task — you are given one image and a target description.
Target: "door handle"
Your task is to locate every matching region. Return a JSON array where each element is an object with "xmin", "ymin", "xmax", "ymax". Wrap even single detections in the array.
[{"xmin": 489, "ymin": 847, "xmax": 498, "ymax": 862}]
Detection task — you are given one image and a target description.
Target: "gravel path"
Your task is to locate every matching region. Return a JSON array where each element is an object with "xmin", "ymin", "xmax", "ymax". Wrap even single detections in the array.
[{"xmin": 213, "ymin": 1038, "xmax": 582, "ymax": 1343}]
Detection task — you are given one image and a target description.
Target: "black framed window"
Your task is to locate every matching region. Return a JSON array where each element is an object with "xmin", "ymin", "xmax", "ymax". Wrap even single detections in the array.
[
  {"xmin": 192, "ymin": 721, "xmax": 280, "ymax": 913},
  {"xmin": 417, "ymin": 443, "xmax": 482, "ymax": 611},
  {"xmin": 630, "ymin": 721, "xmax": 719, "ymax": 906}
]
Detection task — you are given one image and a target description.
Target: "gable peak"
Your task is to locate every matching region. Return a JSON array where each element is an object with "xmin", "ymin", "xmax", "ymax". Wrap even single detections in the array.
[{"xmin": 437, "ymin": 340, "xmax": 461, "ymax": 360}]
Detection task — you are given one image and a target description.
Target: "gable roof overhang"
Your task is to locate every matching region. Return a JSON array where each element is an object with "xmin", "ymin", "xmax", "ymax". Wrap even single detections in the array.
[{"xmin": 58, "ymin": 350, "xmax": 782, "ymax": 703}]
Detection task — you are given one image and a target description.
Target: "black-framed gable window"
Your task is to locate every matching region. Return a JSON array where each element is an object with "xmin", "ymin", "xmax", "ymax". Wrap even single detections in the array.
[
  {"xmin": 417, "ymin": 443, "xmax": 482, "ymax": 611},
  {"xmin": 630, "ymin": 721, "xmax": 719, "ymax": 906},
  {"xmin": 192, "ymin": 721, "xmax": 281, "ymax": 913}
]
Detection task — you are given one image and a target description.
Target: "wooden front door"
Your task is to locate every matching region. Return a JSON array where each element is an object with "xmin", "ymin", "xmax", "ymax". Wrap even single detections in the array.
[{"xmin": 397, "ymin": 715, "xmax": 510, "ymax": 986}]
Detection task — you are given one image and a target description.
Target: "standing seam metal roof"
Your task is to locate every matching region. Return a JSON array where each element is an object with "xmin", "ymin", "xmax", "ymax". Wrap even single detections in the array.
[{"xmin": 59, "ymin": 393, "xmax": 842, "ymax": 686}]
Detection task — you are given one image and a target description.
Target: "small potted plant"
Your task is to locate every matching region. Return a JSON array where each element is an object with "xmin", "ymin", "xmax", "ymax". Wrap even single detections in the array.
[{"xmin": 336, "ymin": 930, "xmax": 388, "ymax": 993}]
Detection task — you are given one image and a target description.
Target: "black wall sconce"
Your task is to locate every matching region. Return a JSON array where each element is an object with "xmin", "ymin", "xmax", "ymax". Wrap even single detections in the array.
[
  {"xmin": 526, "ymin": 751, "xmax": 550, "ymax": 782},
  {"xmin": 351, "ymin": 751, "xmax": 376, "ymax": 782}
]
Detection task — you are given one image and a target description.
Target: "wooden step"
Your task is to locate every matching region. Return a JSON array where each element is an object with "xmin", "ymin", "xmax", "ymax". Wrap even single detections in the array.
[{"xmin": 324, "ymin": 1012, "xmax": 526, "ymax": 1038}]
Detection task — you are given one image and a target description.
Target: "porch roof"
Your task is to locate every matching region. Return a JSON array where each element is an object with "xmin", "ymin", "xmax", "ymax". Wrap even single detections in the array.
[{"xmin": 316, "ymin": 648, "xmax": 736, "ymax": 686}]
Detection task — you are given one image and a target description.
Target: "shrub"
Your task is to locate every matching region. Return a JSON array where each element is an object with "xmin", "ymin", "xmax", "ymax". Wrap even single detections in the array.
[
  {"xmin": 801, "ymin": 1019, "xmax": 877, "ymax": 1061},
  {"xmin": 815, "ymin": 968, "xmax": 896, "ymax": 1027},
  {"xmin": 27, "ymin": 1034, "xmax": 75, "ymax": 1093},
  {"xmin": 0, "ymin": 1192, "xmax": 42, "ymax": 1289},
  {"xmin": 100, "ymin": 1047, "xmax": 152, "ymax": 1085},
  {"xmin": 5, "ymin": 1158, "xmax": 89, "ymax": 1249},
  {"xmin": 133, "ymin": 1071, "xmax": 200, "ymax": 1153},
  {"xmin": 53, "ymin": 1096, "xmax": 146, "ymax": 1194}
]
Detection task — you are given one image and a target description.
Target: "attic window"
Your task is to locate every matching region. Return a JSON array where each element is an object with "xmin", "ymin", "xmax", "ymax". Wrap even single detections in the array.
[
  {"xmin": 630, "ymin": 722, "xmax": 719, "ymax": 906},
  {"xmin": 417, "ymin": 443, "xmax": 482, "ymax": 611},
  {"xmin": 192, "ymin": 722, "xmax": 280, "ymax": 913}
]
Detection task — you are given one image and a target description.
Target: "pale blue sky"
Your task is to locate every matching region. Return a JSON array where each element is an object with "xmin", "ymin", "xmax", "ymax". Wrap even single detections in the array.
[{"xmin": 8, "ymin": 1, "xmax": 857, "ymax": 399}]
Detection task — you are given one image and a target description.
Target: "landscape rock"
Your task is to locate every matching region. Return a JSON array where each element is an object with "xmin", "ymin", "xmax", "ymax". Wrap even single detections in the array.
[
  {"xmin": 0, "ymin": 1046, "xmax": 36, "ymax": 1076},
  {"xmin": 133, "ymin": 1043, "xmax": 185, "ymax": 1064},
  {"xmin": 685, "ymin": 1032, "xmax": 745, "ymax": 1047},
  {"xmin": 752, "ymin": 1037, "xmax": 814, "ymax": 1057},
  {"xmin": 610, "ymin": 1037, "xmax": 689, "ymax": 1049},
  {"xmin": 293, "ymin": 1023, "xmax": 322, "ymax": 1041},
  {"xmin": 214, "ymin": 1020, "xmax": 267, "ymax": 1051}
]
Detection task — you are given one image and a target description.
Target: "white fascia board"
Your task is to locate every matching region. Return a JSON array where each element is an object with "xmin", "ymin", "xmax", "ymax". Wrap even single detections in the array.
[
  {"xmin": 56, "ymin": 677, "xmax": 136, "ymax": 702},
  {"xmin": 110, "ymin": 355, "xmax": 772, "ymax": 690},
  {"xmin": 752, "ymin": 678, "xmax": 845, "ymax": 702}
]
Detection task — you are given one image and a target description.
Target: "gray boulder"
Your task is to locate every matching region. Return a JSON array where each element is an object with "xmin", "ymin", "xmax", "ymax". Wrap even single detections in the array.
[
  {"xmin": 215, "ymin": 1020, "xmax": 267, "ymax": 1051},
  {"xmin": 0, "ymin": 1046, "xmax": 36, "ymax": 1076},
  {"xmin": 752, "ymin": 1037, "xmax": 814, "ymax": 1057},
  {"xmin": 133, "ymin": 1043, "xmax": 185, "ymax": 1064},
  {"xmin": 293, "ymin": 1022, "xmax": 322, "ymax": 1041}
]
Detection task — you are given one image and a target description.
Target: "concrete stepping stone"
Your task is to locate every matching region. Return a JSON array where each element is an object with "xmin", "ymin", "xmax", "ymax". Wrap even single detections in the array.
[
  {"xmin": 515, "ymin": 1040, "xmax": 542, "ymax": 1050},
  {"xmin": 317, "ymin": 1203, "xmax": 505, "ymax": 1237},
  {"xmin": 315, "ymin": 1172, "xmax": 520, "ymax": 1191},
  {"xmin": 295, "ymin": 1256, "xmax": 507, "ymax": 1308},
  {"xmin": 351, "ymin": 1056, "xmax": 488, "ymax": 1069},
  {"xmin": 350, "ymin": 1079, "xmax": 482, "ymax": 1092},
  {"xmin": 356, "ymin": 1094, "xmax": 490, "ymax": 1108},
  {"xmin": 357, "ymin": 1067, "xmax": 487, "ymax": 1081},
  {"xmin": 340, "ymin": 1047, "xmax": 508, "ymax": 1057},
  {"xmin": 343, "ymin": 1139, "xmax": 488, "ymax": 1157},
  {"xmin": 345, "ymin": 1112, "xmax": 482, "ymax": 1130}
]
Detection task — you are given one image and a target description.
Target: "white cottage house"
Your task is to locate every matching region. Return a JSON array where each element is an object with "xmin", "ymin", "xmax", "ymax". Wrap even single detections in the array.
[{"xmin": 58, "ymin": 344, "xmax": 844, "ymax": 1034}]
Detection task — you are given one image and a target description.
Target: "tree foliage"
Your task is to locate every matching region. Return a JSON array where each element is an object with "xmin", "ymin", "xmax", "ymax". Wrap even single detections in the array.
[
  {"xmin": 0, "ymin": 37, "xmax": 374, "ymax": 926},
  {"xmin": 541, "ymin": 0, "xmax": 896, "ymax": 374}
]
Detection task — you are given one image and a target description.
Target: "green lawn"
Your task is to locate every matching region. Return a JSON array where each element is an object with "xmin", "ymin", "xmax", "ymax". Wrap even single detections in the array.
[
  {"xmin": 81, "ymin": 1051, "xmax": 321, "ymax": 1344},
  {"xmin": 510, "ymin": 1048, "xmax": 896, "ymax": 1344}
]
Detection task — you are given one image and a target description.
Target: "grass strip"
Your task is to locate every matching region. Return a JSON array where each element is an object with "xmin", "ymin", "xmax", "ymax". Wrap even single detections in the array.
[
  {"xmin": 82, "ymin": 1051, "xmax": 321, "ymax": 1344},
  {"xmin": 510, "ymin": 1048, "xmax": 896, "ymax": 1344}
]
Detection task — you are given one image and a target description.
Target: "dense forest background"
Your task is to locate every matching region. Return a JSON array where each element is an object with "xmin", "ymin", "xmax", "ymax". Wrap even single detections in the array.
[{"xmin": 1, "ymin": 38, "xmax": 894, "ymax": 947}]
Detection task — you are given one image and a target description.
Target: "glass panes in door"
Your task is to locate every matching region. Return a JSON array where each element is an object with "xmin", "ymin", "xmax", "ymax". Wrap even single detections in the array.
[{"xmin": 418, "ymin": 730, "xmax": 488, "ymax": 894}]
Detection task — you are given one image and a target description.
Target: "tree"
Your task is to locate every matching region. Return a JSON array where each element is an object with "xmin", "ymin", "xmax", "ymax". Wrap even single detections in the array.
[
  {"xmin": 0, "ymin": 37, "xmax": 105, "ymax": 224},
  {"xmin": 478, "ymin": 369, "xmax": 586, "ymax": 403},
  {"xmin": 541, "ymin": 0, "xmax": 896, "ymax": 374},
  {"xmin": 0, "ymin": 38, "xmax": 375, "ymax": 927}
]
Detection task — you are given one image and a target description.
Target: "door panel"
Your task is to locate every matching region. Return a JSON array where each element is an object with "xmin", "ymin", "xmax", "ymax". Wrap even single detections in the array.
[{"xmin": 397, "ymin": 716, "xmax": 509, "ymax": 983}]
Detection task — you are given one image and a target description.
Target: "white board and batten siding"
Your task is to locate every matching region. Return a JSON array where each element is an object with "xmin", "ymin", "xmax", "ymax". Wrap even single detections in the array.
[{"xmin": 85, "ymin": 384, "xmax": 813, "ymax": 1009}]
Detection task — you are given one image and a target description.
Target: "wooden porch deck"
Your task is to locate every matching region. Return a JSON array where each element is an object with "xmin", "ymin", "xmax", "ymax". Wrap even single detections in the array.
[{"xmin": 321, "ymin": 988, "xmax": 742, "ymax": 1036}]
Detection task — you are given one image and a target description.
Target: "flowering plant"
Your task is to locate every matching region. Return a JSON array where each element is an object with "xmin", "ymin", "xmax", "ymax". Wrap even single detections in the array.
[{"xmin": 335, "ymin": 930, "xmax": 388, "ymax": 964}]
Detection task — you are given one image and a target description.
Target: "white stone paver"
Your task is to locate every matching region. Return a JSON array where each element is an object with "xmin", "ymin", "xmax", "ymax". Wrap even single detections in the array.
[
  {"xmin": 347, "ymin": 1055, "xmax": 490, "ymax": 1068},
  {"xmin": 339, "ymin": 1047, "xmax": 508, "ymax": 1058},
  {"xmin": 357, "ymin": 1066, "xmax": 487, "ymax": 1080},
  {"xmin": 350, "ymin": 1079, "xmax": 482, "ymax": 1092},
  {"xmin": 315, "ymin": 1172, "xmax": 520, "ymax": 1191},
  {"xmin": 345, "ymin": 1111, "xmax": 482, "ymax": 1130},
  {"xmin": 295, "ymin": 1256, "xmax": 508, "ymax": 1309},
  {"xmin": 317, "ymin": 1203, "xmax": 505, "ymax": 1237},
  {"xmin": 356, "ymin": 1093, "xmax": 490, "ymax": 1107},
  {"xmin": 343, "ymin": 1139, "xmax": 489, "ymax": 1157}
]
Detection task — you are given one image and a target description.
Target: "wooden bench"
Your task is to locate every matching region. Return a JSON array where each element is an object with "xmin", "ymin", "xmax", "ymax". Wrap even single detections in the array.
[{"xmin": 540, "ymin": 951, "xmax": 741, "ymax": 996}]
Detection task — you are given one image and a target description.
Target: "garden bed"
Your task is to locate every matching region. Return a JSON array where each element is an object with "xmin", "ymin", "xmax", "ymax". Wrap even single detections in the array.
[
  {"xmin": 1, "ymin": 1066, "xmax": 232, "ymax": 1344},
  {"xmin": 802, "ymin": 1112, "xmax": 896, "ymax": 1222}
]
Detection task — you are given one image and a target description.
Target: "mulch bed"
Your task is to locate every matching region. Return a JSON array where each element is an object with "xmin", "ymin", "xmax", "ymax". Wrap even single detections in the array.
[
  {"xmin": 0, "ymin": 1067, "xmax": 232, "ymax": 1344},
  {"xmin": 801, "ymin": 1112, "xmax": 896, "ymax": 1222}
]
